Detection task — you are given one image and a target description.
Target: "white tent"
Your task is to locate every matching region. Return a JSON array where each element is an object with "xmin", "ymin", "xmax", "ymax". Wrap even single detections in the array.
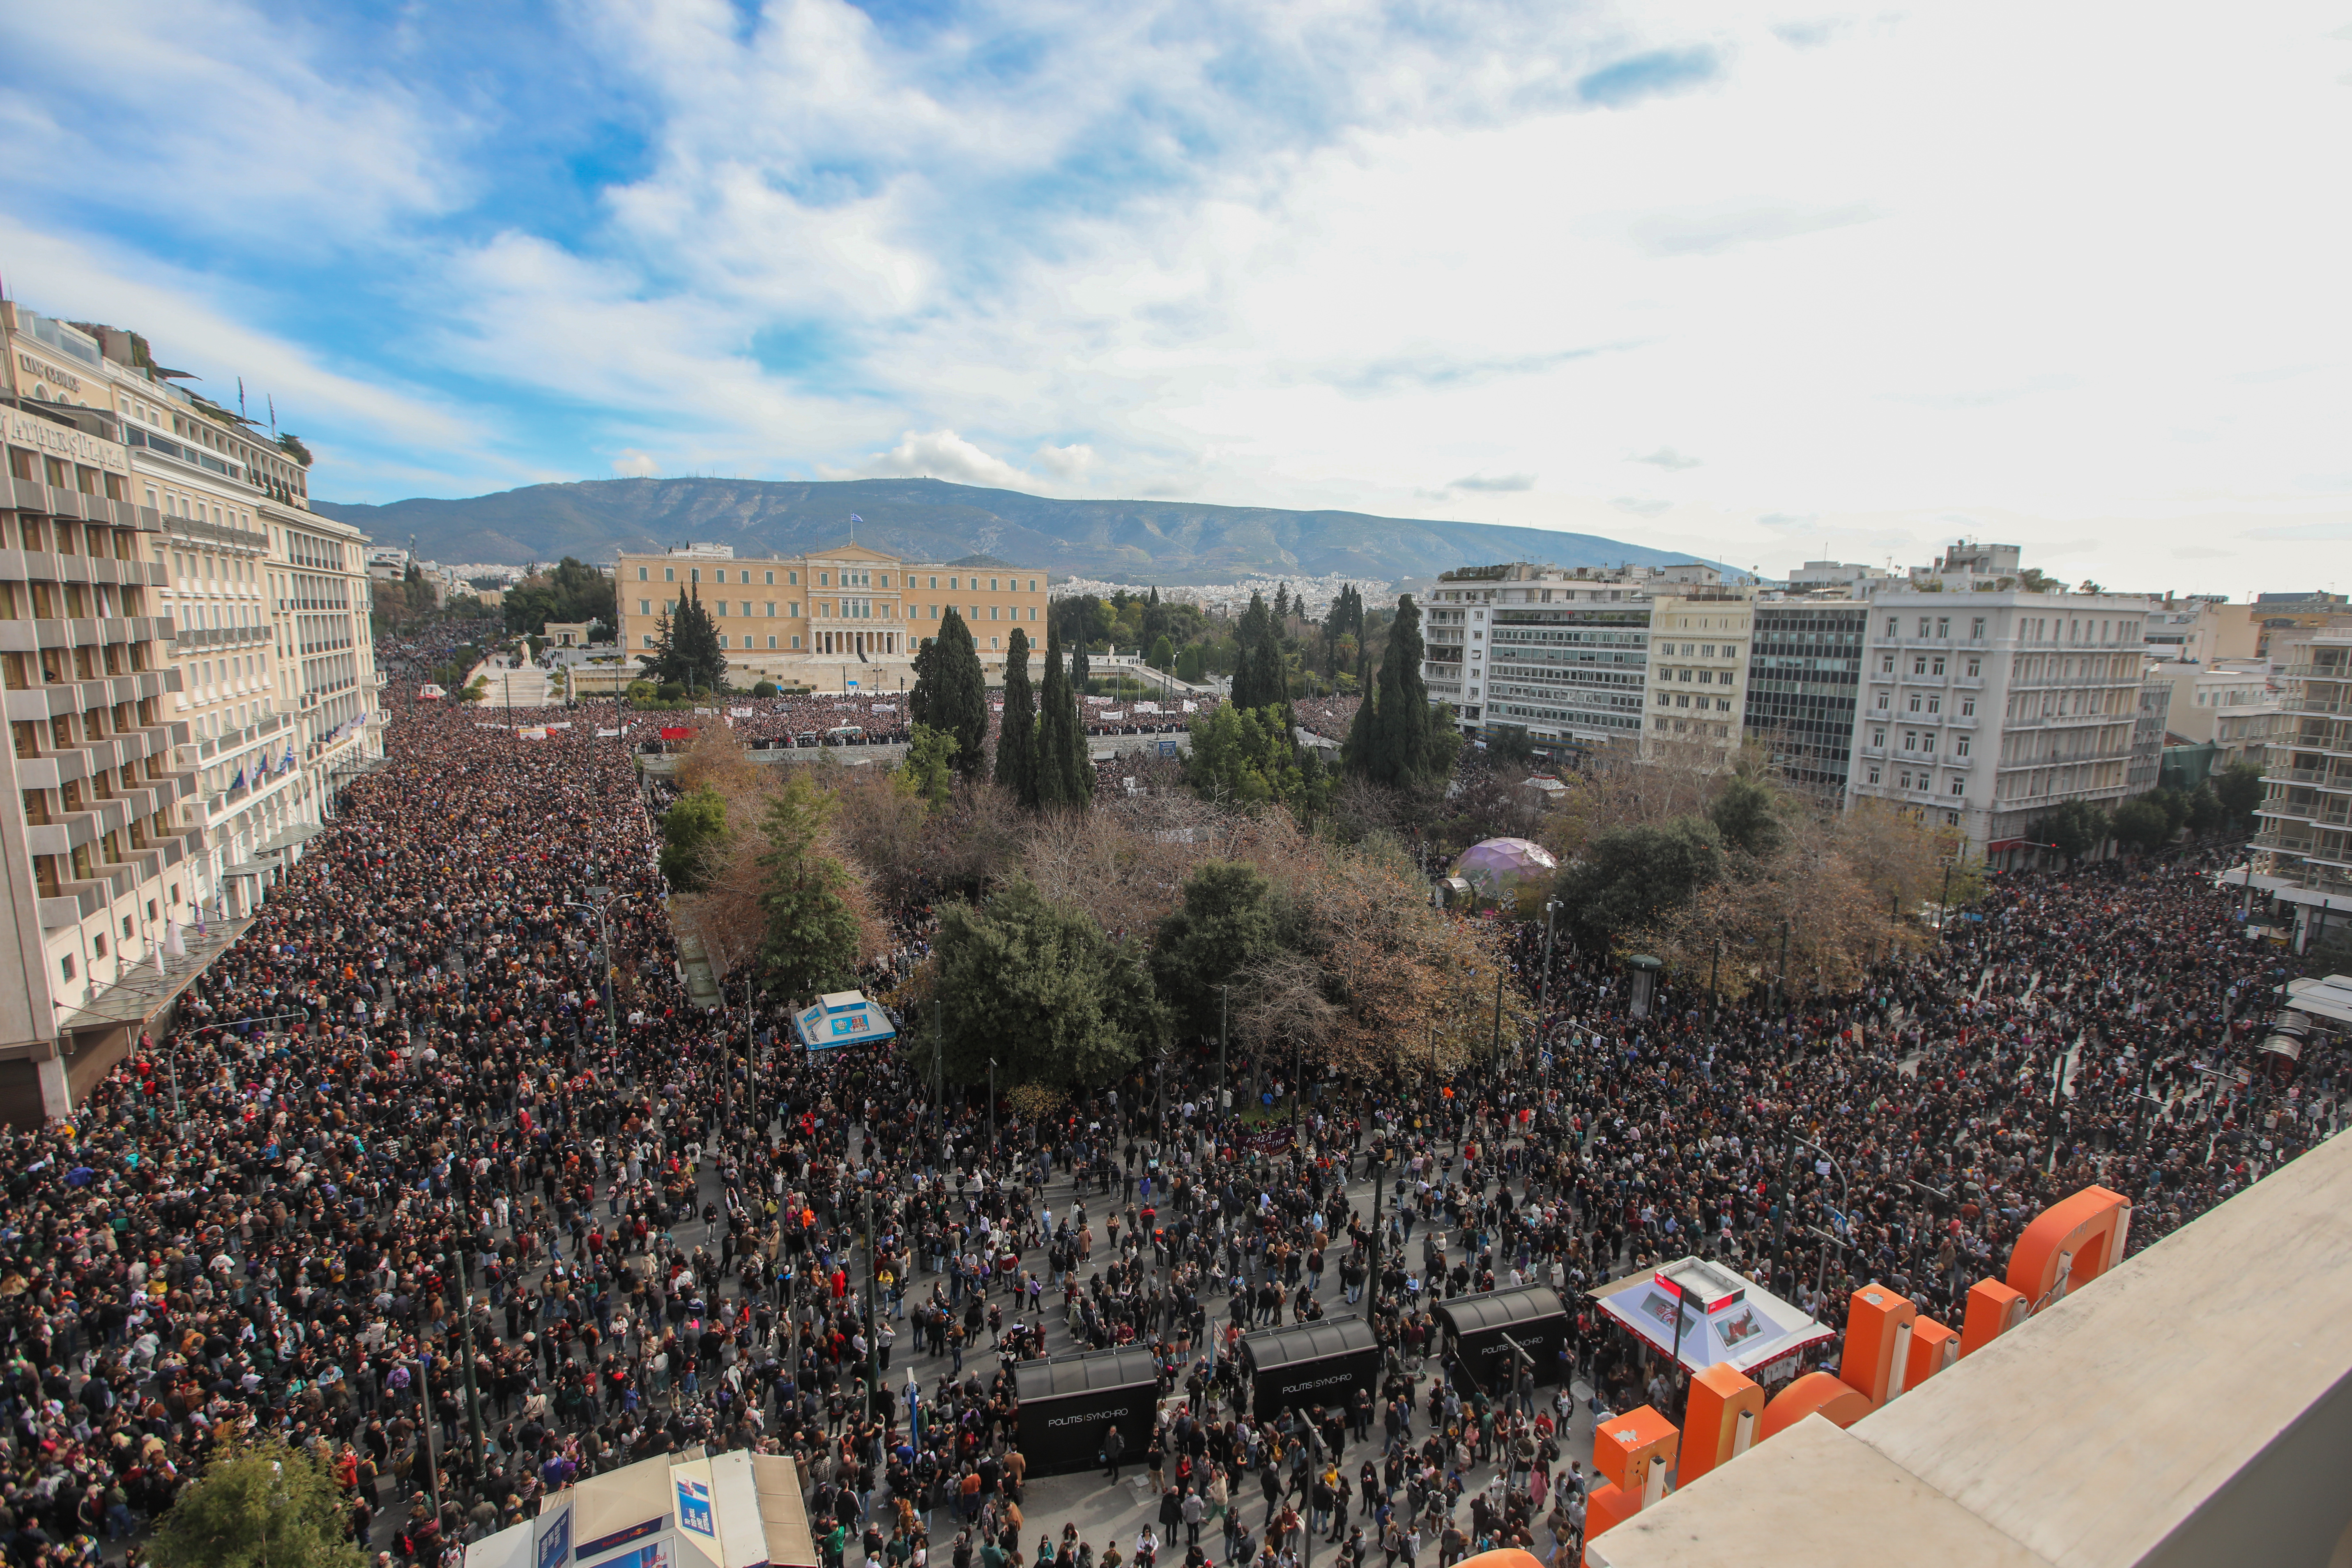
[{"xmin": 1590, "ymin": 1257, "xmax": 1834, "ymax": 1382}]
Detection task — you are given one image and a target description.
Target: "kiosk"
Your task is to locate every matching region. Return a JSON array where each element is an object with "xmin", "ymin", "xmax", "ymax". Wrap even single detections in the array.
[
  {"xmin": 1011, "ymin": 1346, "xmax": 1162, "ymax": 1478},
  {"xmin": 1434, "ymin": 1284, "xmax": 1570, "ymax": 1395},
  {"xmin": 1240, "ymin": 1315, "xmax": 1381, "ymax": 1419}
]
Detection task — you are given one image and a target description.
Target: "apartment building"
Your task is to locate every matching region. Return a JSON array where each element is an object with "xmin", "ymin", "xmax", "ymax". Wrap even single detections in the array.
[
  {"xmin": 64, "ymin": 315, "xmax": 383, "ymax": 918},
  {"xmin": 1423, "ymin": 563, "xmax": 1656, "ymax": 748},
  {"xmin": 1644, "ymin": 590, "xmax": 1756, "ymax": 758},
  {"xmin": 0, "ymin": 378, "xmax": 194, "ymax": 1120},
  {"xmin": 1846, "ymin": 592, "xmax": 2151, "ymax": 861},
  {"xmin": 615, "ymin": 543, "xmax": 1048, "ymax": 690},
  {"xmin": 2143, "ymin": 596, "xmax": 2259, "ymax": 664},
  {"xmin": 2252, "ymin": 632, "xmax": 2352, "ymax": 949},
  {"xmin": 1742, "ymin": 600, "xmax": 1867, "ymax": 794},
  {"xmin": 2154, "ymin": 658, "xmax": 2277, "ymax": 772}
]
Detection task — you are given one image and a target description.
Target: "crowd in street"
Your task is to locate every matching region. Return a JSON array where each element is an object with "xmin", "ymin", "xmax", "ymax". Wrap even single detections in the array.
[{"xmin": 0, "ymin": 627, "xmax": 2329, "ymax": 1568}]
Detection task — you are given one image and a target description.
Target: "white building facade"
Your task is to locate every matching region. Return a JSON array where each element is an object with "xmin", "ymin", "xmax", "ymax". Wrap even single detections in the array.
[{"xmin": 1845, "ymin": 591, "xmax": 2151, "ymax": 861}]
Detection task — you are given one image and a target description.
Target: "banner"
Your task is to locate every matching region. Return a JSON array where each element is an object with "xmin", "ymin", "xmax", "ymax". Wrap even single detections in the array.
[
  {"xmin": 516, "ymin": 727, "xmax": 550, "ymax": 740},
  {"xmin": 595, "ymin": 728, "xmax": 623, "ymax": 738},
  {"xmin": 659, "ymin": 726, "xmax": 693, "ymax": 740},
  {"xmin": 1135, "ymin": 701, "xmax": 1159, "ymax": 713},
  {"xmin": 728, "ymin": 707, "xmax": 753, "ymax": 718},
  {"xmin": 1181, "ymin": 701, "xmax": 1198, "ymax": 711}
]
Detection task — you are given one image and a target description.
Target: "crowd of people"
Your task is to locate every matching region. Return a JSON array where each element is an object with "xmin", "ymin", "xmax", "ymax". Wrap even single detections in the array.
[{"xmin": 0, "ymin": 626, "xmax": 2330, "ymax": 1568}]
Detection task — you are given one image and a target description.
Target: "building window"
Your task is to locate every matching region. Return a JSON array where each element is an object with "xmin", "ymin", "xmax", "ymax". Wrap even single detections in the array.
[
  {"xmin": 1881, "ymin": 656, "xmax": 1895, "ymax": 673},
  {"xmin": 1931, "ymin": 657, "xmax": 1945, "ymax": 675},
  {"xmin": 1949, "ymin": 778, "xmax": 1965, "ymax": 796},
  {"xmin": 1876, "ymin": 693, "xmax": 1889, "ymax": 709},
  {"xmin": 59, "ymin": 955, "xmax": 74, "ymax": 981},
  {"xmin": 1960, "ymin": 698, "xmax": 1976, "ymax": 717},
  {"xmin": 792, "ymin": 636, "xmax": 802, "ymax": 649},
  {"xmin": 1970, "ymin": 617, "xmax": 1986, "ymax": 640},
  {"xmin": 1886, "ymin": 617, "xmax": 1898, "ymax": 637},
  {"xmin": 991, "ymin": 636, "xmax": 1000, "ymax": 649},
  {"xmin": 664, "ymin": 568, "xmax": 674, "ymax": 582},
  {"xmin": 767, "ymin": 636, "xmax": 777, "ymax": 649},
  {"xmin": 643, "ymin": 634, "xmax": 655, "ymax": 647},
  {"xmin": 1966, "ymin": 657, "xmax": 1981, "ymax": 677},
  {"xmin": 790, "ymin": 571, "xmax": 799, "ymax": 585},
  {"xmin": 1917, "ymin": 617, "xmax": 1931, "ymax": 638},
  {"xmin": 1946, "ymin": 810, "xmax": 1961, "ymax": 825},
  {"xmin": 820, "ymin": 572, "xmax": 830, "ymax": 585},
  {"xmin": 1903, "ymin": 732, "xmax": 1917, "ymax": 751},
  {"xmin": 1867, "ymin": 767, "xmax": 1881, "ymax": 785},
  {"xmin": 764, "ymin": 603, "xmax": 774, "ymax": 617},
  {"xmin": 1872, "ymin": 730, "xmax": 1886, "ymax": 747},
  {"xmin": 1936, "ymin": 617, "xmax": 1950, "ymax": 639},
  {"xmin": 1926, "ymin": 696, "xmax": 1941, "ymax": 714},
  {"xmin": 1956, "ymin": 737, "xmax": 1970, "ymax": 756}
]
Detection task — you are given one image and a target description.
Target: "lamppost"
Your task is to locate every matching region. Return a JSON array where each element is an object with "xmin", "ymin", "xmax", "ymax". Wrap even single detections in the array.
[
  {"xmin": 1539, "ymin": 897, "xmax": 1560, "ymax": 1052},
  {"xmin": 1790, "ymin": 1136, "xmax": 1850, "ymax": 1302},
  {"xmin": 1219, "ymin": 984, "xmax": 1231, "ymax": 1116},
  {"xmin": 987, "ymin": 1057, "xmax": 998, "ymax": 1159}
]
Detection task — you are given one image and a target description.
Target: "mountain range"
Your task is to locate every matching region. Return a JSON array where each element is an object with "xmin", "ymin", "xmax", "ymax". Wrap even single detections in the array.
[{"xmin": 311, "ymin": 476, "xmax": 1718, "ymax": 584}]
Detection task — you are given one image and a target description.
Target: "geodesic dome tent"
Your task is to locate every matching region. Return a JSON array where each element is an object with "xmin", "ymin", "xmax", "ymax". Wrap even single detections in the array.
[{"xmin": 1452, "ymin": 837, "xmax": 1558, "ymax": 904}]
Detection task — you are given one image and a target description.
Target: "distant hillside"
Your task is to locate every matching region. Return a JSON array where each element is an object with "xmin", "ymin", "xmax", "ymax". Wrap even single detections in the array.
[{"xmin": 312, "ymin": 476, "xmax": 1719, "ymax": 583}]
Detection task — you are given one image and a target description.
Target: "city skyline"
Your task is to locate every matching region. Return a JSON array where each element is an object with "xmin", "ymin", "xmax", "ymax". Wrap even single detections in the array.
[{"xmin": 3, "ymin": 1, "xmax": 2346, "ymax": 599}]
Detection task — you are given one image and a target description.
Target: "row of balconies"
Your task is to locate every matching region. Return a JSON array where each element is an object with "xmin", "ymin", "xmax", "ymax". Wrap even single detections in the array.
[
  {"xmin": 0, "ymin": 549, "xmax": 166, "ymax": 588},
  {"xmin": 2256, "ymin": 799, "xmax": 2352, "ymax": 829},
  {"xmin": 170, "ymin": 624, "xmax": 273, "ymax": 651},
  {"xmin": 0, "ymin": 615, "xmax": 171, "ymax": 652},
  {"xmin": 2251, "ymin": 829, "xmax": 2352, "ymax": 867},
  {"xmin": 25, "ymin": 772, "xmax": 193, "ymax": 857},
  {"xmin": 2278, "ymin": 694, "xmax": 2352, "ymax": 718},
  {"xmin": 2264, "ymin": 766, "xmax": 2352, "ymax": 791},
  {"xmin": 36, "ymin": 828, "xmax": 203, "ymax": 931},
  {"xmin": 3, "ymin": 670, "xmax": 172, "ymax": 718},
  {"xmin": 12, "ymin": 720, "xmax": 190, "ymax": 791},
  {"xmin": 3, "ymin": 477, "xmax": 166, "ymax": 534},
  {"xmin": 2280, "ymin": 661, "xmax": 2352, "ymax": 680}
]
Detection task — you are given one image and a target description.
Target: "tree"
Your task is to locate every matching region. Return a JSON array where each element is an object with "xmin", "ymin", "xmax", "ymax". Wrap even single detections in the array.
[
  {"xmin": 1346, "ymin": 594, "xmax": 1451, "ymax": 788},
  {"xmin": 1553, "ymin": 817, "xmax": 1724, "ymax": 948},
  {"xmin": 1152, "ymin": 860, "xmax": 1281, "ymax": 1036},
  {"xmin": 1231, "ymin": 593, "xmax": 1292, "ymax": 718},
  {"xmin": 150, "ymin": 1437, "xmax": 366, "ymax": 1568},
  {"xmin": 2028, "ymin": 798, "xmax": 2110, "ymax": 863},
  {"xmin": 503, "ymin": 555, "xmax": 617, "ymax": 636},
  {"xmin": 637, "ymin": 585, "xmax": 727, "ymax": 692},
  {"xmin": 1035, "ymin": 624, "xmax": 1089, "ymax": 810},
  {"xmin": 1185, "ymin": 703, "xmax": 1332, "ymax": 813},
  {"xmin": 2110, "ymin": 796, "xmax": 2175, "ymax": 854},
  {"xmin": 911, "ymin": 608, "xmax": 988, "ymax": 781},
  {"xmin": 2212, "ymin": 761, "xmax": 2264, "ymax": 825},
  {"xmin": 756, "ymin": 774, "xmax": 865, "ymax": 1004},
  {"xmin": 1708, "ymin": 774, "xmax": 1785, "ymax": 859},
  {"xmin": 932, "ymin": 880, "xmax": 1166, "ymax": 1088},
  {"xmin": 1148, "ymin": 634, "xmax": 1175, "ymax": 673},
  {"xmin": 1070, "ymin": 642, "xmax": 1092, "ymax": 698},
  {"xmin": 2184, "ymin": 782, "xmax": 2226, "ymax": 835},
  {"xmin": 658, "ymin": 784, "xmax": 728, "ymax": 891},
  {"xmin": 898, "ymin": 723, "xmax": 959, "ymax": 808},
  {"xmin": 994, "ymin": 626, "xmax": 1040, "ymax": 807},
  {"xmin": 1176, "ymin": 643, "xmax": 1206, "ymax": 682}
]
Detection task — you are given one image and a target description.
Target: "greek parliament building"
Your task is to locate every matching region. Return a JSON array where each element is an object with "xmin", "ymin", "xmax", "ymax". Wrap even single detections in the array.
[
  {"xmin": 614, "ymin": 542, "xmax": 1049, "ymax": 691},
  {"xmin": 0, "ymin": 301, "xmax": 380, "ymax": 1122}
]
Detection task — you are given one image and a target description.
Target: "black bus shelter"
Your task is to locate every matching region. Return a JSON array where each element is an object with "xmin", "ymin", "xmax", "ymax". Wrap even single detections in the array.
[
  {"xmin": 1240, "ymin": 1315, "xmax": 1381, "ymax": 1419},
  {"xmin": 1433, "ymin": 1284, "xmax": 1570, "ymax": 1395},
  {"xmin": 1012, "ymin": 1346, "xmax": 1163, "ymax": 1477}
]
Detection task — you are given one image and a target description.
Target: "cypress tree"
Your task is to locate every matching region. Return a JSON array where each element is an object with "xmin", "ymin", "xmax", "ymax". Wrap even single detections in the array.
[
  {"xmin": 1350, "ymin": 593, "xmax": 1436, "ymax": 786},
  {"xmin": 1036, "ymin": 624, "xmax": 1088, "ymax": 810},
  {"xmin": 994, "ymin": 626, "xmax": 1039, "ymax": 808},
  {"xmin": 912, "ymin": 608, "xmax": 988, "ymax": 780}
]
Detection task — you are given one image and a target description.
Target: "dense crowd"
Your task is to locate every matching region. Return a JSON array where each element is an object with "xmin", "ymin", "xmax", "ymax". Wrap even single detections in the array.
[{"xmin": 0, "ymin": 629, "xmax": 2329, "ymax": 1568}]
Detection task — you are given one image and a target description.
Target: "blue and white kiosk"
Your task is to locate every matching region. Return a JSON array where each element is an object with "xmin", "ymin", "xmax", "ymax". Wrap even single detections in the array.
[{"xmin": 792, "ymin": 990, "xmax": 898, "ymax": 1051}]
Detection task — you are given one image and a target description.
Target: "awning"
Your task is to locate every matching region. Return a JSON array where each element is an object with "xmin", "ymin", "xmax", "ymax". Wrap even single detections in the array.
[
  {"xmin": 2284, "ymin": 976, "xmax": 2352, "ymax": 1027},
  {"xmin": 1590, "ymin": 1257, "xmax": 1835, "ymax": 1377},
  {"xmin": 257, "ymin": 821, "xmax": 328, "ymax": 854},
  {"xmin": 53, "ymin": 916, "xmax": 254, "ymax": 1032}
]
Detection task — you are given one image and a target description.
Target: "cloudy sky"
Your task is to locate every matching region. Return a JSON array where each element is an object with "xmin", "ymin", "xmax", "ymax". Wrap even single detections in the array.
[{"xmin": 5, "ymin": 0, "xmax": 2347, "ymax": 592}]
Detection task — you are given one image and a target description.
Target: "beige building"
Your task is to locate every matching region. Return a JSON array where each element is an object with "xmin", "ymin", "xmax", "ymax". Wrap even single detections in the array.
[
  {"xmin": 0, "ymin": 302, "xmax": 380, "ymax": 1121},
  {"xmin": 1645, "ymin": 589, "xmax": 1757, "ymax": 756},
  {"xmin": 2153, "ymin": 657, "xmax": 2276, "ymax": 770},
  {"xmin": 614, "ymin": 542, "xmax": 1049, "ymax": 691}
]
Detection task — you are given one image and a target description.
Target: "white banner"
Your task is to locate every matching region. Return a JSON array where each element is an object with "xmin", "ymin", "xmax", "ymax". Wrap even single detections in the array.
[
  {"xmin": 1181, "ymin": 700, "xmax": 1198, "ymax": 711},
  {"xmin": 729, "ymin": 707, "xmax": 754, "ymax": 718},
  {"xmin": 1102, "ymin": 709, "xmax": 1125, "ymax": 720},
  {"xmin": 1135, "ymin": 701, "xmax": 1160, "ymax": 713}
]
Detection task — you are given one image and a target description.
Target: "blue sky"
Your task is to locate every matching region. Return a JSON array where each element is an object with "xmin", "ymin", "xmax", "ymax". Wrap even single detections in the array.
[{"xmin": 4, "ymin": 0, "xmax": 2348, "ymax": 591}]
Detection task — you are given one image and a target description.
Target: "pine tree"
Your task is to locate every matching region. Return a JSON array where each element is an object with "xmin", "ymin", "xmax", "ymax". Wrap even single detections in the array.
[
  {"xmin": 994, "ymin": 626, "xmax": 1040, "ymax": 808},
  {"xmin": 912, "ymin": 608, "xmax": 988, "ymax": 780},
  {"xmin": 1274, "ymin": 582, "xmax": 1291, "ymax": 621},
  {"xmin": 1069, "ymin": 642, "xmax": 1092, "ymax": 700}
]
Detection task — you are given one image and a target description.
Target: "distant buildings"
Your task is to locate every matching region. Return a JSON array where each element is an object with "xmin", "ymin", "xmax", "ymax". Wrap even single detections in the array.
[
  {"xmin": 614, "ymin": 542, "xmax": 1047, "ymax": 691},
  {"xmin": 2251, "ymin": 629, "xmax": 2352, "ymax": 946}
]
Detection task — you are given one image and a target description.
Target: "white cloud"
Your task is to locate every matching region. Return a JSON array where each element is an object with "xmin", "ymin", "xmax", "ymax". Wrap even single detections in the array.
[
  {"xmin": 858, "ymin": 429, "xmax": 1036, "ymax": 490},
  {"xmin": 1449, "ymin": 472, "xmax": 1537, "ymax": 492},
  {"xmin": 612, "ymin": 450, "xmax": 660, "ymax": 477},
  {"xmin": 1633, "ymin": 448, "xmax": 1704, "ymax": 471},
  {"xmin": 1033, "ymin": 442, "xmax": 1096, "ymax": 481}
]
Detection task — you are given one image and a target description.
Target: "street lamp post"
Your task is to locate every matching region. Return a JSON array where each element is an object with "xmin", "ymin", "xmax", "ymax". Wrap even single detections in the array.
[
  {"xmin": 1219, "ymin": 984, "xmax": 1230, "ymax": 1116},
  {"xmin": 1790, "ymin": 1136, "xmax": 1850, "ymax": 1302},
  {"xmin": 987, "ymin": 1057, "xmax": 997, "ymax": 1158},
  {"xmin": 564, "ymin": 891, "xmax": 624, "ymax": 1059}
]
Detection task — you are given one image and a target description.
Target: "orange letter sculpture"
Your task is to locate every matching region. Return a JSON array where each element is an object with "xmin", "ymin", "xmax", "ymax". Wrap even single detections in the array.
[
  {"xmin": 1838, "ymin": 1284, "xmax": 1919, "ymax": 1406},
  {"xmin": 2006, "ymin": 1186, "xmax": 2131, "ymax": 1311},
  {"xmin": 1585, "ymin": 1404, "xmax": 1680, "ymax": 1562},
  {"xmin": 1958, "ymin": 1278, "xmax": 2030, "ymax": 1358},
  {"xmin": 1678, "ymin": 1363, "xmax": 1765, "ymax": 1486},
  {"xmin": 1758, "ymin": 1370, "xmax": 1873, "ymax": 1440}
]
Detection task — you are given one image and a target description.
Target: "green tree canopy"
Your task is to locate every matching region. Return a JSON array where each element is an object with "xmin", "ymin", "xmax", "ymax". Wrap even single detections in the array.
[
  {"xmin": 658, "ymin": 784, "xmax": 727, "ymax": 891},
  {"xmin": 2212, "ymin": 760, "xmax": 2264, "ymax": 824},
  {"xmin": 898, "ymin": 723, "xmax": 958, "ymax": 807},
  {"xmin": 1346, "ymin": 594, "xmax": 1452, "ymax": 788},
  {"xmin": 911, "ymin": 608, "xmax": 988, "ymax": 781},
  {"xmin": 150, "ymin": 1437, "xmax": 366, "ymax": 1568},
  {"xmin": 1554, "ymin": 817, "xmax": 1724, "ymax": 948},
  {"xmin": 1709, "ymin": 774, "xmax": 1786, "ymax": 859},
  {"xmin": 504, "ymin": 555, "xmax": 617, "ymax": 637},
  {"xmin": 934, "ymin": 880, "xmax": 1165, "ymax": 1088},
  {"xmin": 1185, "ymin": 703, "xmax": 1330, "ymax": 813},
  {"xmin": 637, "ymin": 585, "xmax": 727, "ymax": 692},
  {"xmin": 756, "ymin": 774, "xmax": 864, "ymax": 1004},
  {"xmin": 1151, "ymin": 861, "xmax": 1280, "ymax": 1037},
  {"xmin": 2110, "ymin": 796, "xmax": 2175, "ymax": 854},
  {"xmin": 2028, "ymin": 798, "xmax": 2111, "ymax": 863},
  {"xmin": 1035, "ymin": 624, "xmax": 1089, "ymax": 810},
  {"xmin": 994, "ymin": 626, "xmax": 1040, "ymax": 808}
]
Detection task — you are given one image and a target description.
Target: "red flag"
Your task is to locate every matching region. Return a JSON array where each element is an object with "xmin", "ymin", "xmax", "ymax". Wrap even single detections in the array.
[{"xmin": 658, "ymin": 725, "xmax": 693, "ymax": 740}]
